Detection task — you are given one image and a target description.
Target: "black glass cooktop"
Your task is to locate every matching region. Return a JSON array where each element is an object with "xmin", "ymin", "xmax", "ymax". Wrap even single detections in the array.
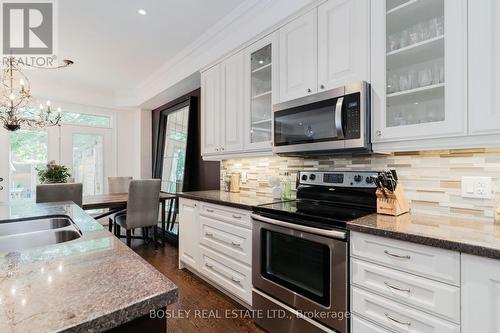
[{"xmin": 254, "ymin": 199, "xmax": 375, "ymax": 230}]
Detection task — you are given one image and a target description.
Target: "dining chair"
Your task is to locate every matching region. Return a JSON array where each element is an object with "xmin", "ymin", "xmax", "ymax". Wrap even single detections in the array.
[
  {"xmin": 114, "ymin": 179, "xmax": 161, "ymax": 248},
  {"xmin": 36, "ymin": 183, "xmax": 83, "ymax": 207},
  {"xmin": 108, "ymin": 177, "xmax": 132, "ymax": 194},
  {"xmin": 107, "ymin": 177, "xmax": 133, "ymax": 232}
]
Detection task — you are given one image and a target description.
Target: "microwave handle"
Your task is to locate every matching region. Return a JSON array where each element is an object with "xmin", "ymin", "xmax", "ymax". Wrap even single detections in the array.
[{"xmin": 335, "ymin": 97, "xmax": 344, "ymax": 139}]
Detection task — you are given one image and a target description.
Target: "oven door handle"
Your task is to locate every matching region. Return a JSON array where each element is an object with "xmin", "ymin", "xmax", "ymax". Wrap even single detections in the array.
[
  {"xmin": 251, "ymin": 214, "xmax": 346, "ymax": 240},
  {"xmin": 335, "ymin": 96, "xmax": 344, "ymax": 139}
]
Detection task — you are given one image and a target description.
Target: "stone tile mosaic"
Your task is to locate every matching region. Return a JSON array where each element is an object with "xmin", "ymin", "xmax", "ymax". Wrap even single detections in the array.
[{"xmin": 221, "ymin": 148, "xmax": 500, "ymax": 222}]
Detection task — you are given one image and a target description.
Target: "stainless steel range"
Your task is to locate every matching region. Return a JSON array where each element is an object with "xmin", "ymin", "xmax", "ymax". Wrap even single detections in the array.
[{"xmin": 252, "ymin": 171, "xmax": 379, "ymax": 333}]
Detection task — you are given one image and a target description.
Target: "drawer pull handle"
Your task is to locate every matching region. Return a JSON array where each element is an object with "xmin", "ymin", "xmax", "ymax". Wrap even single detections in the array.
[
  {"xmin": 384, "ymin": 312, "xmax": 411, "ymax": 326},
  {"xmin": 206, "ymin": 209, "xmax": 214, "ymax": 213},
  {"xmin": 231, "ymin": 276, "xmax": 241, "ymax": 283},
  {"xmin": 205, "ymin": 232, "xmax": 213, "ymax": 237},
  {"xmin": 205, "ymin": 262, "xmax": 213, "ymax": 268},
  {"xmin": 384, "ymin": 250, "xmax": 411, "ymax": 260},
  {"xmin": 384, "ymin": 281, "xmax": 411, "ymax": 293},
  {"xmin": 232, "ymin": 214, "xmax": 242, "ymax": 219},
  {"xmin": 231, "ymin": 241, "xmax": 241, "ymax": 247}
]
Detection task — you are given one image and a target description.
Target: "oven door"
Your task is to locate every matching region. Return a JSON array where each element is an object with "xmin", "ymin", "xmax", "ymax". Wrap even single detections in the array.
[{"xmin": 252, "ymin": 213, "xmax": 348, "ymax": 332}]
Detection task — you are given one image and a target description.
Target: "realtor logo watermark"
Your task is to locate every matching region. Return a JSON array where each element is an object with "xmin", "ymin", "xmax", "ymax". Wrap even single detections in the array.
[{"xmin": 1, "ymin": 0, "xmax": 58, "ymax": 67}]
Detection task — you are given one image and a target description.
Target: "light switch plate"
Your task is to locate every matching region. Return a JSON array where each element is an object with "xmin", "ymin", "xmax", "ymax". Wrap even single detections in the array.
[{"xmin": 461, "ymin": 176, "xmax": 493, "ymax": 199}]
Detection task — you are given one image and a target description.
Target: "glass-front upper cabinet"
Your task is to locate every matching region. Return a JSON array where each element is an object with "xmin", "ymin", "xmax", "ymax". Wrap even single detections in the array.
[
  {"xmin": 244, "ymin": 32, "xmax": 278, "ymax": 151},
  {"xmin": 371, "ymin": 0, "xmax": 467, "ymax": 143}
]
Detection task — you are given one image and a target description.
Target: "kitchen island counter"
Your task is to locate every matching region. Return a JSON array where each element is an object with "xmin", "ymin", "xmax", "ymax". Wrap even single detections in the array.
[{"xmin": 0, "ymin": 201, "xmax": 178, "ymax": 333}]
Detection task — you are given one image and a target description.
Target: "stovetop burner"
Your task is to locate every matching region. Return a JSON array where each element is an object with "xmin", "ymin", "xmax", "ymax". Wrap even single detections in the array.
[{"xmin": 253, "ymin": 171, "xmax": 379, "ymax": 230}]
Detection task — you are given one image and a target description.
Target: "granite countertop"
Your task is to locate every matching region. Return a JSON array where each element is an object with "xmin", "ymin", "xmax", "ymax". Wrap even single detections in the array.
[
  {"xmin": 178, "ymin": 190, "xmax": 282, "ymax": 210},
  {"xmin": 348, "ymin": 212, "xmax": 500, "ymax": 260},
  {"xmin": 0, "ymin": 201, "xmax": 178, "ymax": 333}
]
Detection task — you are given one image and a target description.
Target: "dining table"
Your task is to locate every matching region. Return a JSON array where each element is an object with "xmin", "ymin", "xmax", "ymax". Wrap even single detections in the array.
[{"xmin": 82, "ymin": 192, "xmax": 177, "ymax": 246}]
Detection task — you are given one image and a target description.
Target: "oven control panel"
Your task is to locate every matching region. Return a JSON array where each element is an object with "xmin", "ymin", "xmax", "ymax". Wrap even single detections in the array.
[{"xmin": 299, "ymin": 171, "xmax": 378, "ymax": 188}]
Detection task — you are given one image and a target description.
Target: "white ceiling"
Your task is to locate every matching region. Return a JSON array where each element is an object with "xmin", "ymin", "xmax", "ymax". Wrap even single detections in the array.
[{"xmin": 28, "ymin": 0, "xmax": 247, "ymax": 107}]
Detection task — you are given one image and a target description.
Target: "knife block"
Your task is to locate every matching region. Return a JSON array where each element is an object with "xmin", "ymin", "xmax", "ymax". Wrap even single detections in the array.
[{"xmin": 376, "ymin": 183, "xmax": 410, "ymax": 216}]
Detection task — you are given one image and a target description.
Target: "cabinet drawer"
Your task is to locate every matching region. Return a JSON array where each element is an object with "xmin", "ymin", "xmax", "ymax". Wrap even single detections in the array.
[
  {"xmin": 352, "ymin": 315, "xmax": 392, "ymax": 333},
  {"xmin": 352, "ymin": 287, "xmax": 460, "ymax": 333},
  {"xmin": 199, "ymin": 245, "xmax": 252, "ymax": 305},
  {"xmin": 200, "ymin": 214, "xmax": 252, "ymax": 265},
  {"xmin": 200, "ymin": 203, "xmax": 251, "ymax": 229},
  {"xmin": 351, "ymin": 259, "xmax": 460, "ymax": 323},
  {"xmin": 351, "ymin": 232, "xmax": 460, "ymax": 285}
]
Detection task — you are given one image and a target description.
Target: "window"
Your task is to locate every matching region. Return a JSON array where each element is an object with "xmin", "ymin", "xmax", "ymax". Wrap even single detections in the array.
[
  {"xmin": 9, "ymin": 130, "xmax": 48, "ymax": 200},
  {"xmin": 72, "ymin": 133, "xmax": 104, "ymax": 196},
  {"xmin": 161, "ymin": 106, "xmax": 189, "ymax": 193},
  {"xmin": 60, "ymin": 112, "xmax": 111, "ymax": 128}
]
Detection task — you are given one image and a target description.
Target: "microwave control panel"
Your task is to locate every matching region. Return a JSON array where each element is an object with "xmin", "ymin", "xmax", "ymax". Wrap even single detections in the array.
[{"xmin": 343, "ymin": 93, "xmax": 361, "ymax": 139}]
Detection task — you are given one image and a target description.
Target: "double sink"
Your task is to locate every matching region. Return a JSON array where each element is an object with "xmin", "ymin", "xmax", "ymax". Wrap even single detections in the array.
[{"xmin": 0, "ymin": 216, "xmax": 82, "ymax": 253}]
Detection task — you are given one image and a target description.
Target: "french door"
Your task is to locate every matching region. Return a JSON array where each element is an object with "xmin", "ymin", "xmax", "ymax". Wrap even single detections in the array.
[
  {"xmin": 0, "ymin": 129, "xmax": 9, "ymax": 203},
  {"xmin": 0, "ymin": 123, "xmax": 114, "ymax": 203},
  {"xmin": 59, "ymin": 124, "xmax": 114, "ymax": 196}
]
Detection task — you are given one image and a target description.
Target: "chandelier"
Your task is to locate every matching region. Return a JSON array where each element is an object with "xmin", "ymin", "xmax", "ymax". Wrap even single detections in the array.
[{"xmin": 0, "ymin": 57, "xmax": 74, "ymax": 131}]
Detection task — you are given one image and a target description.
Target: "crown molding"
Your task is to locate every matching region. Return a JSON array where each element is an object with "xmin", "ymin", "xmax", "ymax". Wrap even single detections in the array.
[{"xmin": 119, "ymin": 0, "xmax": 321, "ymax": 108}]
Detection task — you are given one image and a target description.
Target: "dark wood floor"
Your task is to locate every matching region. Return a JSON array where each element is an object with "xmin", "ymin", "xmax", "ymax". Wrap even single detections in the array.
[{"xmin": 134, "ymin": 241, "xmax": 265, "ymax": 333}]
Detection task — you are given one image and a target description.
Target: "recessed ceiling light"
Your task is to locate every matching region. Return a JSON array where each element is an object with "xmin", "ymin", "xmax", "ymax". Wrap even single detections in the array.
[{"xmin": 138, "ymin": 9, "xmax": 147, "ymax": 16}]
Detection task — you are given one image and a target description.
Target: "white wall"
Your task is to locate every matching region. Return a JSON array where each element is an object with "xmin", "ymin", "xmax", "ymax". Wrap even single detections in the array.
[
  {"xmin": 140, "ymin": 109, "xmax": 153, "ymax": 179},
  {"xmin": 116, "ymin": 108, "xmax": 142, "ymax": 179}
]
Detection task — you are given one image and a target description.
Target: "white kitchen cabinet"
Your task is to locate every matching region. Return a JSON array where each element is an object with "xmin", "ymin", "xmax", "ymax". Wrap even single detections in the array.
[
  {"xmin": 468, "ymin": 0, "xmax": 500, "ymax": 135},
  {"xmin": 221, "ymin": 51, "xmax": 245, "ymax": 152},
  {"xmin": 351, "ymin": 232, "xmax": 460, "ymax": 286},
  {"xmin": 371, "ymin": 0, "xmax": 467, "ymax": 143},
  {"xmin": 201, "ymin": 52, "xmax": 246, "ymax": 156},
  {"xmin": 244, "ymin": 32, "xmax": 278, "ymax": 151},
  {"xmin": 201, "ymin": 65, "xmax": 222, "ymax": 155},
  {"xmin": 352, "ymin": 315, "xmax": 392, "ymax": 333},
  {"xmin": 352, "ymin": 258, "xmax": 460, "ymax": 323},
  {"xmin": 178, "ymin": 199, "xmax": 253, "ymax": 306},
  {"xmin": 279, "ymin": 9, "xmax": 318, "ymax": 102},
  {"xmin": 199, "ymin": 245, "xmax": 253, "ymax": 305},
  {"xmin": 352, "ymin": 287, "xmax": 460, "ymax": 333},
  {"xmin": 178, "ymin": 198, "xmax": 199, "ymax": 270},
  {"xmin": 462, "ymin": 254, "xmax": 500, "ymax": 333},
  {"xmin": 317, "ymin": 0, "xmax": 370, "ymax": 91},
  {"xmin": 350, "ymin": 232, "xmax": 461, "ymax": 333},
  {"xmin": 199, "ymin": 214, "xmax": 252, "ymax": 265}
]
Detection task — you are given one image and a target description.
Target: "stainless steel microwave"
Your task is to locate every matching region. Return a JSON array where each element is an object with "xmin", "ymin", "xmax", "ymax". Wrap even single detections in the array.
[{"xmin": 272, "ymin": 81, "xmax": 371, "ymax": 155}]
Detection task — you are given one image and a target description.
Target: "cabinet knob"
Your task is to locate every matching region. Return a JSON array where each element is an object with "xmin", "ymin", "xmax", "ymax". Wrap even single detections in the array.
[
  {"xmin": 320, "ymin": 84, "xmax": 325, "ymax": 89},
  {"xmin": 307, "ymin": 88, "xmax": 312, "ymax": 93},
  {"xmin": 0, "ymin": 185, "xmax": 3, "ymax": 191},
  {"xmin": 221, "ymin": 147, "xmax": 225, "ymax": 151},
  {"xmin": 215, "ymin": 148, "xmax": 219, "ymax": 152},
  {"xmin": 376, "ymin": 130, "xmax": 382, "ymax": 137},
  {"xmin": 0, "ymin": 177, "xmax": 3, "ymax": 182}
]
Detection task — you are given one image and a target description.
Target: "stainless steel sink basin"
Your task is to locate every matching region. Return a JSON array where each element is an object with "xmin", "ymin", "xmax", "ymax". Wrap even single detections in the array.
[
  {"xmin": 0, "ymin": 229, "xmax": 81, "ymax": 253},
  {"xmin": 0, "ymin": 217, "xmax": 72, "ymax": 237},
  {"xmin": 0, "ymin": 216, "xmax": 82, "ymax": 253}
]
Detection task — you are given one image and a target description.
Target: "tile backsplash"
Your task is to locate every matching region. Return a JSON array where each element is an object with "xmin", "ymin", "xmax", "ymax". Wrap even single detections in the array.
[{"xmin": 221, "ymin": 148, "xmax": 500, "ymax": 222}]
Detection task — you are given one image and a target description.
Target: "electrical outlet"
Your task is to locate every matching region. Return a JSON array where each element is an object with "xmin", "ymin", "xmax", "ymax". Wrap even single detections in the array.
[{"xmin": 461, "ymin": 176, "xmax": 493, "ymax": 199}]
